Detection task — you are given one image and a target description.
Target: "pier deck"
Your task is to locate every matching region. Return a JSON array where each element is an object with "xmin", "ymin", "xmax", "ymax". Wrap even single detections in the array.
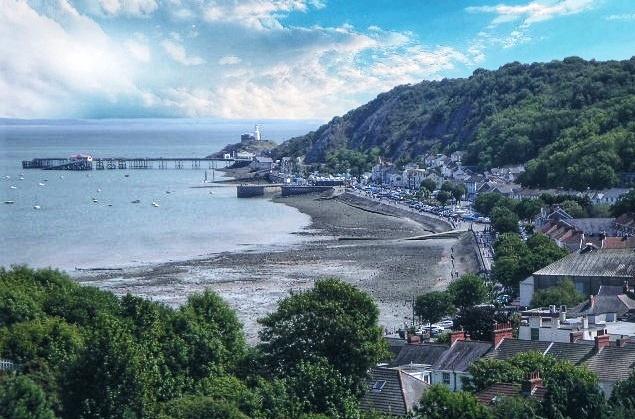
[{"xmin": 22, "ymin": 157, "xmax": 248, "ymax": 171}]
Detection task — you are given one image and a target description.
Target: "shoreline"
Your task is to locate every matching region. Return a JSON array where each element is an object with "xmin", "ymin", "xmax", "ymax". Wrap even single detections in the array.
[{"xmin": 75, "ymin": 189, "xmax": 480, "ymax": 341}]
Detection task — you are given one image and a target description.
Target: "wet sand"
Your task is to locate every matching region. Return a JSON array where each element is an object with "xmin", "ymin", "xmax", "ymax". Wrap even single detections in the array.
[{"xmin": 75, "ymin": 191, "xmax": 480, "ymax": 341}]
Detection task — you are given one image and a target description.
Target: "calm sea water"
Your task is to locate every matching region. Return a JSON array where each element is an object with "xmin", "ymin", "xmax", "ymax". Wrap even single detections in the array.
[{"xmin": 0, "ymin": 119, "xmax": 319, "ymax": 270}]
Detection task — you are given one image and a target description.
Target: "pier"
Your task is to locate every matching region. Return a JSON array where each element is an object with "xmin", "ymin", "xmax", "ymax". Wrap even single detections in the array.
[{"xmin": 22, "ymin": 157, "xmax": 249, "ymax": 171}]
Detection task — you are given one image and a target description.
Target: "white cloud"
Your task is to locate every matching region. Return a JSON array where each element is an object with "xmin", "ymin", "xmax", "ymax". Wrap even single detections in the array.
[
  {"xmin": 0, "ymin": 0, "xmax": 138, "ymax": 117},
  {"xmin": 605, "ymin": 13, "xmax": 635, "ymax": 21},
  {"xmin": 161, "ymin": 39, "xmax": 205, "ymax": 65},
  {"xmin": 146, "ymin": 26, "xmax": 469, "ymax": 119},
  {"xmin": 124, "ymin": 33, "xmax": 151, "ymax": 62},
  {"xmin": 98, "ymin": 0, "xmax": 158, "ymax": 17},
  {"xmin": 219, "ymin": 55, "xmax": 242, "ymax": 65},
  {"xmin": 202, "ymin": 0, "xmax": 324, "ymax": 30},
  {"xmin": 467, "ymin": 0, "xmax": 594, "ymax": 27}
]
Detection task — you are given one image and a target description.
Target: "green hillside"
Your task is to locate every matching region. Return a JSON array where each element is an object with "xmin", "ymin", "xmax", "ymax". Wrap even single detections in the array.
[{"xmin": 274, "ymin": 56, "xmax": 635, "ymax": 190}]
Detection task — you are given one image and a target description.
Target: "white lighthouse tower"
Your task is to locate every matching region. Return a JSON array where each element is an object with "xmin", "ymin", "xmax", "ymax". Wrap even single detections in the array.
[{"xmin": 254, "ymin": 124, "xmax": 261, "ymax": 141}]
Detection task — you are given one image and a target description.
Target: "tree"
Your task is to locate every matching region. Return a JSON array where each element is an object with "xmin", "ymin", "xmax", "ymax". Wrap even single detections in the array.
[
  {"xmin": 531, "ymin": 279, "xmax": 584, "ymax": 308},
  {"xmin": 447, "ymin": 274, "xmax": 488, "ymax": 310},
  {"xmin": 258, "ymin": 278, "xmax": 388, "ymax": 390},
  {"xmin": 420, "ymin": 178, "xmax": 437, "ymax": 195},
  {"xmin": 436, "ymin": 190, "xmax": 452, "ymax": 205},
  {"xmin": 162, "ymin": 396, "xmax": 249, "ymax": 419},
  {"xmin": 560, "ymin": 200, "xmax": 587, "ymax": 218},
  {"xmin": 0, "ymin": 375, "xmax": 55, "ymax": 419},
  {"xmin": 414, "ymin": 384, "xmax": 492, "ymax": 419},
  {"xmin": 490, "ymin": 207, "xmax": 519, "ymax": 234},
  {"xmin": 610, "ymin": 370, "xmax": 635, "ymax": 411},
  {"xmin": 414, "ymin": 291, "xmax": 455, "ymax": 335},
  {"xmin": 474, "ymin": 193, "xmax": 505, "ymax": 216},
  {"xmin": 454, "ymin": 305, "xmax": 509, "ymax": 341},
  {"xmin": 514, "ymin": 198, "xmax": 544, "ymax": 221},
  {"xmin": 611, "ymin": 189, "xmax": 635, "ymax": 217},
  {"xmin": 491, "ymin": 396, "xmax": 544, "ymax": 419}
]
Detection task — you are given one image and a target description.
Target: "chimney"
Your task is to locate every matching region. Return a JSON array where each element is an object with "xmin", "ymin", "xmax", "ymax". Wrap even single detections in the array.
[
  {"xmin": 450, "ymin": 329, "xmax": 467, "ymax": 345},
  {"xmin": 594, "ymin": 334, "xmax": 610, "ymax": 352},
  {"xmin": 492, "ymin": 322, "xmax": 513, "ymax": 348},
  {"xmin": 521, "ymin": 371, "xmax": 543, "ymax": 396},
  {"xmin": 407, "ymin": 334, "xmax": 421, "ymax": 344},
  {"xmin": 582, "ymin": 315, "xmax": 589, "ymax": 330},
  {"xmin": 616, "ymin": 336, "xmax": 630, "ymax": 347},
  {"xmin": 559, "ymin": 307, "xmax": 566, "ymax": 323},
  {"xmin": 570, "ymin": 331, "xmax": 583, "ymax": 343}
]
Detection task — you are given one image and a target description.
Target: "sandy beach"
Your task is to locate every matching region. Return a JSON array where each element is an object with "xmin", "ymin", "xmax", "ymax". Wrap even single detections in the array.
[{"xmin": 75, "ymin": 190, "xmax": 480, "ymax": 341}]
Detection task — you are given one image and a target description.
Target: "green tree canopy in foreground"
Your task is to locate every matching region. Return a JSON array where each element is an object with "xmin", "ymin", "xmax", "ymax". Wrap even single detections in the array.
[
  {"xmin": 611, "ymin": 189, "xmax": 635, "ymax": 217},
  {"xmin": 447, "ymin": 273, "xmax": 489, "ymax": 310}
]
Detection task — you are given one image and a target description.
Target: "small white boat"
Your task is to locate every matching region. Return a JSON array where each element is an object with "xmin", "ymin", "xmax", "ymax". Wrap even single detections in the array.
[
  {"xmin": 131, "ymin": 199, "xmax": 141, "ymax": 204},
  {"xmin": 19, "ymin": 176, "xmax": 24, "ymax": 180},
  {"xmin": 92, "ymin": 198, "xmax": 99, "ymax": 203},
  {"xmin": 4, "ymin": 175, "xmax": 10, "ymax": 179},
  {"xmin": 38, "ymin": 182, "xmax": 45, "ymax": 186},
  {"xmin": 33, "ymin": 205, "xmax": 41, "ymax": 210},
  {"xmin": 4, "ymin": 200, "xmax": 15, "ymax": 204},
  {"xmin": 59, "ymin": 175, "xmax": 64, "ymax": 179},
  {"xmin": 9, "ymin": 185, "xmax": 16, "ymax": 189},
  {"xmin": 152, "ymin": 202, "xmax": 159, "ymax": 207},
  {"xmin": 97, "ymin": 188, "xmax": 101, "ymax": 192}
]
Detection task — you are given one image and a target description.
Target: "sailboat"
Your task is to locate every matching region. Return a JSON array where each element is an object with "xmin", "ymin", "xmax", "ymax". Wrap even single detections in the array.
[
  {"xmin": 204, "ymin": 170, "xmax": 208, "ymax": 183},
  {"xmin": 152, "ymin": 201, "xmax": 159, "ymax": 208},
  {"xmin": 33, "ymin": 205, "xmax": 41, "ymax": 210}
]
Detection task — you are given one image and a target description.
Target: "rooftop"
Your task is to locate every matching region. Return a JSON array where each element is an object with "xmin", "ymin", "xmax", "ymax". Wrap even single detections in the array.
[
  {"xmin": 532, "ymin": 248, "xmax": 635, "ymax": 278},
  {"xmin": 390, "ymin": 343, "xmax": 450, "ymax": 368},
  {"xmin": 359, "ymin": 367, "xmax": 428, "ymax": 416},
  {"xmin": 431, "ymin": 340, "xmax": 492, "ymax": 372}
]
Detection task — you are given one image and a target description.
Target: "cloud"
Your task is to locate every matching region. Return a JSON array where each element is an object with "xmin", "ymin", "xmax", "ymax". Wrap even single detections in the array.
[
  {"xmin": 201, "ymin": 0, "xmax": 325, "ymax": 30},
  {"xmin": 605, "ymin": 13, "xmax": 635, "ymax": 21},
  {"xmin": 219, "ymin": 55, "xmax": 242, "ymax": 65},
  {"xmin": 146, "ymin": 26, "xmax": 469, "ymax": 119},
  {"xmin": 0, "ymin": 0, "xmax": 138, "ymax": 117},
  {"xmin": 124, "ymin": 33, "xmax": 151, "ymax": 62},
  {"xmin": 161, "ymin": 39, "xmax": 205, "ymax": 65},
  {"xmin": 467, "ymin": 0, "xmax": 594, "ymax": 27},
  {"xmin": 98, "ymin": 0, "xmax": 158, "ymax": 17}
]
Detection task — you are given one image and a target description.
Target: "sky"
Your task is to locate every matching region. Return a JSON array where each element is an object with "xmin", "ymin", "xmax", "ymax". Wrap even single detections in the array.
[{"xmin": 1, "ymin": 0, "xmax": 634, "ymax": 121}]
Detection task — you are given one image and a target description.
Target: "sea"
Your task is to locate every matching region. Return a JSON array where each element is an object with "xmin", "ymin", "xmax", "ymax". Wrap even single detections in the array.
[{"xmin": 0, "ymin": 119, "xmax": 319, "ymax": 271}]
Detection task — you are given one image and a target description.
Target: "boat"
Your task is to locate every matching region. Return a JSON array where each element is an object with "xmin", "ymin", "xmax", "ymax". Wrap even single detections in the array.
[
  {"xmin": 9, "ymin": 185, "xmax": 16, "ymax": 189},
  {"xmin": 108, "ymin": 204, "xmax": 113, "ymax": 207},
  {"xmin": 33, "ymin": 205, "xmax": 41, "ymax": 210},
  {"xmin": 38, "ymin": 182, "xmax": 45, "ymax": 186},
  {"xmin": 4, "ymin": 200, "xmax": 14, "ymax": 204},
  {"xmin": 4, "ymin": 175, "xmax": 10, "ymax": 179},
  {"xmin": 152, "ymin": 202, "xmax": 159, "ymax": 207},
  {"xmin": 131, "ymin": 199, "xmax": 141, "ymax": 204},
  {"xmin": 97, "ymin": 188, "xmax": 101, "ymax": 192},
  {"xmin": 124, "ymin": 174, "xmax": 130, "ymax": 178},
  {"xmin": 19, "ymin": 176, "xmax": 24, "ymax": 180},
  {"xmin": 166, "ymin": 190, "xmax": 171, "ymax": 194},
  {"xmin": 209, "ymin": 191, "xmax": 214, "ymax": 195},
  {"xmin": 59, "ymin": 175, "xmax": 64, "ymax": 179},
  {"xmin": 92, "ymin": 198, "xmax": 98, "ymax": 203}
]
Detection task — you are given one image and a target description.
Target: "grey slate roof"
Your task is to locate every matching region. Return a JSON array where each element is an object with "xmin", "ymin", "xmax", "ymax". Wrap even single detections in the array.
[
  {"xmin": 359, "ymin": 367, "xmax": 428, "ymax": 417},
  {"xmin": 567, "ymin": 218, "xmax": 616, "ymax": 235},
  {"xmin": 547, "ymin": 342, "xmax": 594, "ymax": 365},
  {"xmin": 390, "ymin": 343, "xmax": 449, "ymax": 367},
  {"xmin": 569, "ymin": 285, "xmax": 635, "ymax": 317},
  {"xmin": 486, "ymin": 339, "xmax": 551, "ymax": 360},
  {"xmin": 432, "ymin": 341, "xmax": 492, "ymax": 372},
  {"xmin": 584, "ymin": 346, "xmax": 635, "ymax": 382},
  {"xmin": 532, "ymin": 248, "xmax": 635, "ymax": 278},
  {"xmin": 385, "ymin": 337, "xmax": 408, "ymax": 360}
]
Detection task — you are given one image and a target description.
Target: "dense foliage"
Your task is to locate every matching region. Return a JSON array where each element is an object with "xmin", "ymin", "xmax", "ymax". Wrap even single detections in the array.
[
  {"xmin": 274, "ymin": 57, "xmax": 635, "ymax": 190},
  {"xmin": 531, "ymin": 279, "xmax": 585, "ymax": 308},
  {"xmin": 465, "ymin": 352, "xmax": 605, "ymax": 419},
  {"xmin": 611, "ymin": 189, "xmax": 635, "ymax": 216},
  {"xmin": 491, "ymin": 233, "xmax": 568, "ymax": 294},
  {"xmin": 0, "ymin": 268, "xmax": 389, "ymax": 419}
]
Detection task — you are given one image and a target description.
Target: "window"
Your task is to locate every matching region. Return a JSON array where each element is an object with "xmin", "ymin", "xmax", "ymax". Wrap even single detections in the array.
[
  {"xmin": 371, "ymin": 380, "xmax": 386, "ymax": 392},
  {"xmin": 531, "ymin": 328, "xmax": 540, "ymax": 341},
  {"xmin": 442, "ymin": 372, "xmax": 451, "ymax": 385}
]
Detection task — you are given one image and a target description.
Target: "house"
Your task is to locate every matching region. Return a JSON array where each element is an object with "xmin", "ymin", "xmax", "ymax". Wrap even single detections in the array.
[
  {"xmin": 614, "ymin": 213, "xmax": 635, "ymax": 236},
  {"xmin": 429, "ymin": 330, "xmax": 494, "ymax": 391},
  {"xmin": 569, "ymin": 285, "xmax": 635, "ymax": 320},
  {"xmin": 450, "ymin": 151, "xmax": 465, "ymax": 163},
  {"xmin": 475, "ymin": 372, "xmax": 546, "ymax": 407},
  {"xmin": 402, "ymin": 168, "xmax": 427, "ymax": 190},
  {"xmin": 519, "ymin": 247, "xmax": 635, "ymax": 306},
  {"xmin": 487, "ymin": 335, "xmax": 635, "ymax": 396},
  {"xmin": 389, "ymin": 343, "xmax": 450, "ymax": 384},
  {"xmin": 250, "ymin": 156, "xmax": 273, "ymax": 171},
  {"xmin": 588, "ymin": 188, "xmax": 630, "ymax": 205},
  {"xmin": 477, "ymin": 181, "xmax": 521, "ymax": 197},
  {"xmin": 359, "ymin": 367, "xmax": 428, "ymax": 416}
]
